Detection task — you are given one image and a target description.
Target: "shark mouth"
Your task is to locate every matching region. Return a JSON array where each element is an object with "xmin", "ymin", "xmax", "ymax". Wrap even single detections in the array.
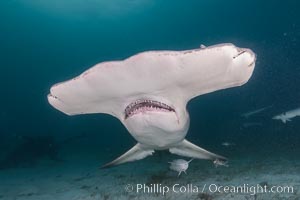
[{"xmin": 125, "ymin": 99, "xmax": 175, "ymax": 119}]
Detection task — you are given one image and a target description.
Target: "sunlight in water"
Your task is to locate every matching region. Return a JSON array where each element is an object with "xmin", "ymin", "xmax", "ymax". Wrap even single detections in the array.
[{"xmin": 20, "ymin": 0, "xmax": 153, "ymax": 19}]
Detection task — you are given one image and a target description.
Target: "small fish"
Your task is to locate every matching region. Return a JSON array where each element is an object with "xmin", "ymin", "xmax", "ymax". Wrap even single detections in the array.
[
  {"xmin": 169, "ymin": 159, "xmax": 193, "ymax": 177},
  {"xmin": 213, "ymin": 159, "xmax": 229, "ymax": 168},
  {"xmin": 221, "ymin": 142, "xmax": 235, "ymax": 147},
  {"xmin": 200, "ymin": 44, "xmax": 206, "ymax": 49}
]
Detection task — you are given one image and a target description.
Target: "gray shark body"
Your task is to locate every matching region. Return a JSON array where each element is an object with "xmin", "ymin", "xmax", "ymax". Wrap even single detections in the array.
[{"xmin": 273, "ymin": 108, "xmax": 300, "ymax": 123}]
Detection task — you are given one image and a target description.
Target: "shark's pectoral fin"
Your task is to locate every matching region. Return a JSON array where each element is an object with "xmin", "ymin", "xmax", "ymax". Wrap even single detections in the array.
[
  {"xmin": 101, "ymin": 143, "xmax": 154, "ymax": 168},
  {"xmin": 169, "ymin": 139, "xmax": 227, "ymax": 161}
]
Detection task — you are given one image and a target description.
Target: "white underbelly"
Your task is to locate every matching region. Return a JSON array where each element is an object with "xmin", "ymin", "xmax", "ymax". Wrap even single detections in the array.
[
  {"xmin": 123, "ymin": 107, "xmax": 190, "ymax": 149},
  {"xmin": 130, "ymin": 128, "xmax": 188, "ymax": 149}
]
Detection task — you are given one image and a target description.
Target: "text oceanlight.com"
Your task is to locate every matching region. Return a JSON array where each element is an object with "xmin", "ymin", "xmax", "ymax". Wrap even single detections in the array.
[{"xmin": 124, "ymin": 183, "xmax": 294, "ymax": 196}]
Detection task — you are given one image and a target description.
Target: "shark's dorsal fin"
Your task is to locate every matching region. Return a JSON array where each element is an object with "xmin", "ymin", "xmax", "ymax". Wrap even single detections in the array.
[{"xmin": 101, "ymin": 143, "xmax": 154, "ymax": 168}]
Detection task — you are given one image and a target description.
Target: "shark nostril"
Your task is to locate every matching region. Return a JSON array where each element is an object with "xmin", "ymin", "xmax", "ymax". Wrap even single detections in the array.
[
  {"xmin": 233, "ymin": 50, "xmax": 246, "ymax": 59},
  {"xmin": 232, "ymin": 50, "xmax": 247, "ymax": 59},
  {"xmin": 248, "ymin": 61, "xmax": 255, "ymax": 67},
  {"xmin": 232, "ymin": 49, "xmax": 256, "ymax": 68}
]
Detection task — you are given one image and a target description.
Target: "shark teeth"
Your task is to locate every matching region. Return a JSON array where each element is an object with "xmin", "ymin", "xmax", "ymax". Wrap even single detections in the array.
[{"xmin": 125, "ymin": 99, "xmax": 175, "ymax": 119}]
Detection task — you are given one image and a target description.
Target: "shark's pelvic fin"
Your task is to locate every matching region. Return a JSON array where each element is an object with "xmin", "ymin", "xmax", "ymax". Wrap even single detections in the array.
[
  {"xmin": 101, "ymin": 143, "xmax": 154, "ymax": 168},
  {"xmin": 169, "ymin": 139, "xmax": 227, "ymax": 161}
]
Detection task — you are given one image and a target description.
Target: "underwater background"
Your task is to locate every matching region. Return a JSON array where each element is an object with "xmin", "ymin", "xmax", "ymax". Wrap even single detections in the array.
[{"xmin": 0, "ymin": 0, "xmax": 299, "ymax": 199}]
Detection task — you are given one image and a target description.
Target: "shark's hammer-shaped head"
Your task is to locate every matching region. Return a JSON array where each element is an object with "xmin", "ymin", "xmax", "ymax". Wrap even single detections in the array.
[
  {"xmin": 48, "ymin": 43, "xmax": 255, "ymax": 149},
  {"xmin": 47, "ymin": 43, "xmax": 256, "ymax": 167}
]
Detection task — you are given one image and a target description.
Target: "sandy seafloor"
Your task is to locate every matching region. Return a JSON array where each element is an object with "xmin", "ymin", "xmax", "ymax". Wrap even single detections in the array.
[
  {"xmin": 0, "ymin": 142, "xmax": 299, "ymax": 200},
  {"xmin": 1, "ymin": 1, "xmax": 299, "ymax": 200}
]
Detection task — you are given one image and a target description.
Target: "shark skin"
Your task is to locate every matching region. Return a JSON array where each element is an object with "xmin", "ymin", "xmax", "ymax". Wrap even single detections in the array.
[
  {"xmin": 48, "ymin": 43, "xmax": 256, "ymax": 167},
  {"xmin": 272, "ymin": 108, "xmax": 300, "ymax": 123}
]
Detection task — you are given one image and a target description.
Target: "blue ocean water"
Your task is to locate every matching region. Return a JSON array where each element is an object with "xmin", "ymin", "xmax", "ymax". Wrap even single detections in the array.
[{"xmin": 0, "ymin": 0, "xmax": 299, "ymax": 199}]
